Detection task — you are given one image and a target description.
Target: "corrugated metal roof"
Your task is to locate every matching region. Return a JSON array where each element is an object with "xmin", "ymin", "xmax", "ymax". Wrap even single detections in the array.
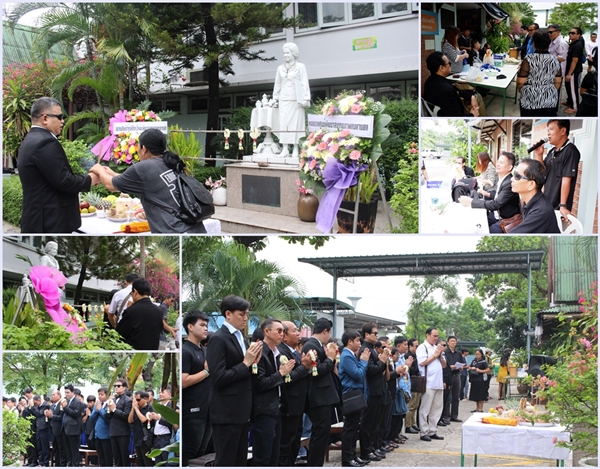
[
  {"xmin": 3, "ymin": 21, "xmax": 72, "ymax": 67},
  {"xmin": 553, "ymin": 237, "xmax": 597, "ymax": 303}
]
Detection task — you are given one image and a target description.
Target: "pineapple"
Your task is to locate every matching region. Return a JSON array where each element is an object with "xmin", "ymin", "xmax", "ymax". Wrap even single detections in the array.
[
  {"xmin": 97, "ymin": 199, "xmax": 113, "ymax": 211},
  {"xmin": 84, "ymin": 193, "xmax": 103, "ymax": 207}
]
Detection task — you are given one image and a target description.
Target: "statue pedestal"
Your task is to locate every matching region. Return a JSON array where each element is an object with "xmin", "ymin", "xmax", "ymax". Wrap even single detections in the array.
[
  {"xmin": 251, "ymin": 107, "xmax": 281, "ymax": 156},
  {"xmin": 226, "ymin": 163, "xmax": 300, "ymax": 216},
  {"xmin": 242, "ymin": 155, "xmax": 299, "ymax": 166}
]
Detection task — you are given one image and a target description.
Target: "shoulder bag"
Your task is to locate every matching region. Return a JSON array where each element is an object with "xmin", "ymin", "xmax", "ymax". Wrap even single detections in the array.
[
  {"xmin": 500, "ymin": 213, "xmax": 523, "ymax": 233},
  {"xmin": 411, "ymin": 347, "xmax": 428, "ymax": 393},
  {"xmin": 342, "ymin": 388, "xmax": 367, "ymax": 415}
]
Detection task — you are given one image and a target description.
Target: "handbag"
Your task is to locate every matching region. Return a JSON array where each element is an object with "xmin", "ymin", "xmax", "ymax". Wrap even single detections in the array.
[
  {"xmin": 342, "ymin": 388, "xmax": 367, "ymax": 415},
  {"xmin": 500, "ymin": 213, "xmax": 523, "ymax": 233},
  {"xmin": 393, "ymin": 388, "xmax": 408, "ymax": 415},
  {"xmin": 410, "ymin": 374, "xmax": 427, "ymax": 393}
]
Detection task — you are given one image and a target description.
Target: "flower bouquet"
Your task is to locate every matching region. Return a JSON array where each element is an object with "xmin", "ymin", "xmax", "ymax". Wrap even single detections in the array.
[
  {"xmin": 91, "ymin": 106, "xmax": 162, "ymax": 173},
  {"xmin": 204, "ymin": 176, "xmax": 226, "ymax": 194},
  {"xmin": 303, "ymin": 90, "xmax": 390, "ymax": 232}
]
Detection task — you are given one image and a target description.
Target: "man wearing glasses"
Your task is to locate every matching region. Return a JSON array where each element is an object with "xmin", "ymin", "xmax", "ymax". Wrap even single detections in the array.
[
  {"xmin": 526, "ymin": 24, "xmax": 539, "ymax": 56},
  {"xmin": 564, "ymin": 28, "xmax": 585, "ymax": 113},
  {"xmin": 128, "ymin": 391, "xmax": 155, "ymax": 466},
  {"xmin": 106, "ymin": 379, "xmax": 133, "ymax": 467},
  {"xmin": 17, "ymin": 97, "xmax": 99, "ymax": 233}
]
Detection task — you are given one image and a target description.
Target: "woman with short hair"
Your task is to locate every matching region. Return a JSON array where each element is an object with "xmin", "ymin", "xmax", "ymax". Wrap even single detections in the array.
[{"xmin": 442, "ymin": 26, "xmax": 469, "ymax": 74}]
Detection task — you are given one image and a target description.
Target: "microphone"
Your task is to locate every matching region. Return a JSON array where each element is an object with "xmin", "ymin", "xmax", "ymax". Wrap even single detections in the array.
[{"xmin": 527, "ymin": 138, "xmax": 548, "ymax": 153}]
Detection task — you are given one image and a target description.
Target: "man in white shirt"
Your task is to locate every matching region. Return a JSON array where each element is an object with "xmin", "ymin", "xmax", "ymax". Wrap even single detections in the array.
[
  {"xmin": 416, "ymin": 327, "xmax": 447, "ymax": 441},
  {"xmin": 586, "ymin": 32, "xmax": 597, "ymax": 69},
  {"xmin": 108, "ymin": 273, "xmax": 138, "ymax": 327}
]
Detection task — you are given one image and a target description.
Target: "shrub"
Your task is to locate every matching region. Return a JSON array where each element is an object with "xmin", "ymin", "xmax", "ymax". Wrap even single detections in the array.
[
  {"xmin": 2, "ymin": 176, "xmax": 23, "ymax": 227},
  {"xmin": 390, "ymin": 142, "xmax": 419, "ymax": 233},
  {"xmin": 3, "ymin": 409, "xmax": 33, "ymax": 466},
  {"xmin": 193, "ymin": 166, "xmax": 227, "ymax": 185},
  {"xmin": 61, "ymin": 138, "xmax": 96, "ymax": 176}
]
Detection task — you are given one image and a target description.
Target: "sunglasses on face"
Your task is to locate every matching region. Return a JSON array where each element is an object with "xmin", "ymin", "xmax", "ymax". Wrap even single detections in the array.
[
  {"xmin": 135, "ymin": 398, "xmax": 142, "ymax": 402},
  {"xmin": 113, "ymin": 384, "xmax": 123, "ymax": 388},
  {"xmin": 36, "ymin": 113, "xmax": 65, "ymax": 120},
  {"xmin": 513, "ymin": 172, "xmax": 531, "ymax": 181}
]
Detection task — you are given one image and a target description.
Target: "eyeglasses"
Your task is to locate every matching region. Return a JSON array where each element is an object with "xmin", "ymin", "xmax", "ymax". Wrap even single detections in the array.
[
  {"xmin": 513, "ymin": 171, "xmax": 531, "ymax": 181},
  {"xmin": 528, "ymin": 28, "xmax": 536, "ymax": 32},
  {"xmin": 547, "ymin": 30, "xmax": 557, "ymax": 34},
  {"xmin": 113, "ymin": 384, "xmax": 123, "ymax": 388},
  {"xmin": 37, "ymin": 113, "xmax": 65, "ymax": 120},
  {"xmin": 569, "ymin": 31, "xmax": 578, "ymax": 35},
  {"xmin": 370, "ymin": 331, "xmax": 379, "ymax": 336},
  {"xmin": 135, "ymin": 398, "xmax": 142, "ymax": 402}
]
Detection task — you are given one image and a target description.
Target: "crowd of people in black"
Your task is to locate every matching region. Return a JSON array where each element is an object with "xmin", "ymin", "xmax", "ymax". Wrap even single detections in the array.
[
  {"xmin": 6, "ymin": 383, "xmax": 178, "ymax": 467},
  {"xmin": 181, "ymin": 296, "xmax": 497, "ymax": 467}
]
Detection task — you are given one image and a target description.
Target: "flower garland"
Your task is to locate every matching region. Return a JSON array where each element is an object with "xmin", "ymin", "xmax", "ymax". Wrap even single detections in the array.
[{"xmin": 91, "ymin": 108, "xmax": 162, "ymax": 171}]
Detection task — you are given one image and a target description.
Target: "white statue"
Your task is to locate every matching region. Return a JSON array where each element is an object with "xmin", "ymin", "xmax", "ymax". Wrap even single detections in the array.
[
  {"xmin": 40, "ymin": 241, "xmax": 59, "ymax": 269},
  {"xmin": 272, "ymin": 42, "xmax": 311, "ymax": 158}
]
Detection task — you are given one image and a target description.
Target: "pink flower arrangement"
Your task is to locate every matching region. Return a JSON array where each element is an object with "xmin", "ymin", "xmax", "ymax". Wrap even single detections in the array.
[
  {"xmin": 296, "ymin": 179, "xmax": 314, "ymax": 195},
  {"xmin": 204, "ymin": 176, "xmax": 226, "ymax": 193},
  {"xmin": 29, "ymin": 266, "xmax": 86, "ymax": 337}
]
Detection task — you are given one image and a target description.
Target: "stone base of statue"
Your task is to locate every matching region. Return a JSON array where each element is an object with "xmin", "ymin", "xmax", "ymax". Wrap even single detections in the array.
[
  {"xmin": 242, "ymin": 155, "xmax": 300, "ymax": 166},
  {"xmin": 247, "ymin": 105, "xmax": 301, "ymax": 166},
  {"xmin": 226, "ymin": 163, "xmax": 300, "ymax": 216}
]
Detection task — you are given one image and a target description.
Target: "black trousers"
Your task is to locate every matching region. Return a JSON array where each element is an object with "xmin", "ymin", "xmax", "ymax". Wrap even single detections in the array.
[
  {"xmin": 278, "ymin": 413, "xmax": 303, "ymax": 466},
  {"xmin": 152, "ymin": 434, "xmax": 171, "ymax": 464},
  {"xmin": 26, "ymin": 430, "xmax": 38, "ymax": 465},
  {"xmin": 52, "ymin": 432, "xmax": 68, "ymax": 466},
  {"xmin": 359, "ymin": 394, "xmax": 383, "ymax": 457},
  {"xmin": 212, "ymin": 421, "xmax": 250, "ymax": 467},
  {"xmin": 111, "ymin": 435, "xmax": 131, "ymax": 467},
  {"xmin": 36, "ymin": 428, "xmax": 51, "ymax": 466},
  {"xmin": 376, "ymin": 400, "xmax": 391, "ymax": 448},
  {"xmin": 135, "ymin": 443, "xmax": 153, "ymax": 466},
  {"xmin": 565, "ymin": 72, "xmax": 581, "ymax": 109},
  {"xmin": 443, "ymin": 373, "xmax": 462, "ymax": 419},
  {"xmin": 96, "ymin": 438, "xmax": 113, "ymax": 467},
  {"xmin": 63, "ymin": 433, "xmax": 81, "ymax": 467},
  {"xmin": 341, "ymin": 408, "xmax": 362, "ymax": 463},
  {"xmin": 251, "ymin": 413, "xmax": 281, "ymax": 466},
  {"xmin": 306, "ymin": 404, "xmax": 332, "ymax": 467},
  {"xmin": 182, "ymin": 414, "xmax": 212, "ymax": 465}
]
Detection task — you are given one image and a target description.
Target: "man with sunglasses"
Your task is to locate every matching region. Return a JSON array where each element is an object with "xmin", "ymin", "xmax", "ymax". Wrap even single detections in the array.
[
  {"xmin": 106, "ymin": 379, "xmax": 133, "ymax": 467},
  {"xmin": 564, "ymin": 28, "xmax": 585, "ymax": 113},
  {"xmin": 17, "ymin": 97, "xmax": 99, "ymax": 233},
  {"xmin": 128, "ymin": 391, "xmax": 155, "ymax": 466},
  {"xmin": 509, "ymin": 159, "xmax": 560, "ymax": 233}
]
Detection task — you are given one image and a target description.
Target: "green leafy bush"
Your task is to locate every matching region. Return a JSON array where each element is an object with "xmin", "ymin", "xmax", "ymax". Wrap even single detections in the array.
[
  {"xmin": 3, "ymin": 409, "xmax": 33, "ymax": 466},
  {"xmin": 61, "ymin": 138, "xmax": 96, "ymax": 175},
  {"xmin": 2, "ymin": 176, "xmax": 23, "ymax": 227},
  {"xmin": 390, "ymin": 142, "xmax": 418, "ymax": 233},
  {"xmin": 193, "ymin": 166, "xmax": 227, "ymax": 186}
]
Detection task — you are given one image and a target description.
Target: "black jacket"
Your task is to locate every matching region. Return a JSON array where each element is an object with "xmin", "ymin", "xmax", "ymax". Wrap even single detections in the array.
[
  {"xmin": 107, "ymin": 393, "xmax": 132, "ymax": 437},
  {"xmin": 252, "ymin": 342, "xmax": 286, "ymax": 416},
  {"xmin": 360, "ymin": 341, "xmax": 387, "ymax": 397},
  {"xmin": 116, "ymin": 297, "xmax": 164, "ymax": 350},
  {"xmin": 62, "ymin": 398, "xmax": 85, "ymax": 436},
  {"xmin": 423, "ymin": 74, "xmax": 473, "ymax": 117},
  {"xmin": 31, "ymin": 402, "xmax": 51, "ymax": 431},
  {"xmin": 511, "ymin": 191, "xmax": 560, "ymax": 234},
  {"xmin": 302, "ymin": 337, "xmax": 340, "ymax": 407},
  {"xmin": 17, "ymin": 127, "xmax": 92, "ymax": 233},
  {"xmin": 471, "ymin": 174, "xmax": 521, "ymax": 220},
  {"xmin": 277, "ymin": 343, "xmax": 309, "ymax": 417}
]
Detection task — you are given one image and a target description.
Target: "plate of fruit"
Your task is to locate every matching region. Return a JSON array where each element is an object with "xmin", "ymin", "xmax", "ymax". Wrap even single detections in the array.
[
  {"xmin": 81, "ymin": 193, "xmax": 115, "ymax": 217},
  {"xmin": 79, "ymin": 201, "xmax": 97, "ymax": 217}
]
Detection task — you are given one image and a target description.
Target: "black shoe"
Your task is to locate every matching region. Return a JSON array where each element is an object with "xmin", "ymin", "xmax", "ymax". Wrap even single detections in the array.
[
  {"xmin": 355, "ymin": 457, "xmax": 370, "ymax": 465},
  {"xmin": 471, "ymin": 409, "xmax": 477, "ymax": 412},
  {"xmin": 420, "ymin": 435, "xmax": 432, "ymax": 442},
  {"xmin": 443, "ymin": 419, "xmax": 451, "ymax": 424},
  {"xmin": 379, "ymin": 445, "xmax": 393, "ymax": 452},
  {"xmin": 450, "ymin": 418, "xmax": 463, "ymax": 422},
  {"xmin": 406, "ymin": 427, "xmax": 419, "ymax": 434},
  {"xmin": 374, "ymin": 450, "xmax": 387, "ymax": 458},
  {"xmin": 363, "ymin": 453, "xmax": 381, "ymax": 462},
  {"xmin": 430, "ymin": 434, "xmax": 445, "ymax": 440},
  {"xmin": 411, "ymin": 426, "xmax": 420, "ymax": 432},
  {"xmin": 437, "ymin": 420, "xmax": 447, "ymax": 426},
  {"xmin": 343, "ymin": 460, "xmax": 365, "ymax": 467}
]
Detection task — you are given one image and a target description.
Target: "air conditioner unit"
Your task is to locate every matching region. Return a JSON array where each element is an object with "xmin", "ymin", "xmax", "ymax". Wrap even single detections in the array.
[{"xmin": 186, "ymin": 69, "xmax": 209, "ymax": 86}]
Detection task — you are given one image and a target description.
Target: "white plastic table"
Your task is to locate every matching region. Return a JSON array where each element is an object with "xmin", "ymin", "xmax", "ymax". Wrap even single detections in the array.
[
  {"xmin": 448, "ymin": 63, "xmax": 520, "ymax": 116},
  {"xmin": 78, "ymin": 215, "xmax": 221, "ymax": 234},
  {"xmin": 461, "ymin": 413, "xmax": 570, "ymax": 466},
  {"xmin": 420, "ymin": 192, "xmax": 490, "ymax": 234}
]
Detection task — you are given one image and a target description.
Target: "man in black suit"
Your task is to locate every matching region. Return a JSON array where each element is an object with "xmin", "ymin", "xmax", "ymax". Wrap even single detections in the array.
[
  {"xmin": 106, "ymin": 378, "xmax": 133, "ymax": 467},
  {"xmin": 301, "ymin": 318, "xmax": 339, "ymax": 467},
  {"xmin": 21, "ymin": 388, "xmax": 38, "ymax": 466},
  {"xmin": 61, "ymin": 384, "xmax": 85, "ymax": 468},
  {"xmin": 31, "ymin": 395, "xmax": 52, "ymax": 467},
  {"xmin": 206, "ymin": 295, "xmax": 263, "ymax": 467},
  {"xmin": 16, "ymin": 97, "xmax": 98, "ymax": 233},
  {"xmin": 277, "ymin": 321, "xmax": 312, "ymax": 466},
  {"xmin": 116, "ymin": 278, "xmax": 164, "ymax": 350},
  {"xmin": 251, "ymin": 318, "xmax": 295, "ymax": 466},
  {"xmin": 359, "ymin": 323, "xmax": 390, "ymax": 462},
  {"xmin": 456, "ymin": 157, "xmax": 475, "ymax": 177},
  {"xmin": 458, "ymin": 151, "xmax": 521, "ymax": 233},
  {"xmin": 48, "ymin": 390, "xmax": 68, "ymax": 466}
]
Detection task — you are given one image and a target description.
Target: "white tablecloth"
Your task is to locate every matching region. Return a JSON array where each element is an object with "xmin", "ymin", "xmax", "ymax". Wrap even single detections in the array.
[
  {"xmin": 420, "ymin": 195, "xmax": 490, "ymax": 234},
  {"xmin": 448, "ymin": 63, "xmax": 520, "ymax": 91},
  {"xmin": 250, "ymin": 107, "xmax": 280, "ymax": 130},
  {"xmin": 462, "ymin": 413, "xmax": 570, "ymax": 461},
  {"xmin": 78, "ymin": 215, "xmax": 221, "ymax": 234}
]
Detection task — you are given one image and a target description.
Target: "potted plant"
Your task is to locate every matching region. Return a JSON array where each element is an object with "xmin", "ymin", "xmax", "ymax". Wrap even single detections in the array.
[
  {"xmin": 517, "ymin": 374, "xmax": 532, "ymax": 395},
  {"xmin": 537, "ymin": 282, "xmax": 598, "ymax": 465},
  {"xmin": 205, "ymin": 176, "xmax": 227, "ymax": 206}
]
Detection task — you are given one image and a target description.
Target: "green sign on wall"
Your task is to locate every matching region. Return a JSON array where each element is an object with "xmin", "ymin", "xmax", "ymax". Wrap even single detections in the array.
[{"xmin": 352, "ymin": 37, "xmax": 377, "ymax": 51}]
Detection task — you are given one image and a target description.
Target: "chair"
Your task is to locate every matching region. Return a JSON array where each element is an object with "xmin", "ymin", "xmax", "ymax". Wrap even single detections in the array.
[
  {"xmin": 554, "ymin": 211, "xmax": 584, "ymax": 234},
  {"xmin": 421, "ymin": 98, "xmax": 440, "ymax": 117}
]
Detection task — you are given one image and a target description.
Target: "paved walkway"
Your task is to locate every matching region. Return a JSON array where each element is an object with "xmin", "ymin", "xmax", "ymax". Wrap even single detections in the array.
[{"xmin": 323, "ymin": 377, "xmax": 573, "ymax": 467}]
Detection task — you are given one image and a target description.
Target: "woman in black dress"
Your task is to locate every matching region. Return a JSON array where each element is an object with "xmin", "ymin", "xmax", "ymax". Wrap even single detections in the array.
[{"xmin": 468, "ymin": 349, "xmax": 491, "ymax": 412}]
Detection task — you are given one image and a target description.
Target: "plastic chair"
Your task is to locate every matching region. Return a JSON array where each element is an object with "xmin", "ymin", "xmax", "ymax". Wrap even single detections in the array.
[
  {"xmin": 555, "ymin": 211, "xmax": 584, "ymax": 234},
  {"xmin": 421, "ymin": 98, "xmax": 440, "ymax": 117}
]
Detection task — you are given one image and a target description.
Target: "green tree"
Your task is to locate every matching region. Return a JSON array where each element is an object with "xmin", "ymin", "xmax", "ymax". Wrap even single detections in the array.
[
  {"xmin": 548, "ymin": 3, "xmax": 598, "ymax": 33},
  {"xmin": 405, "ymin": 276, "xmax": 460, "ymax": 340},
  {"xmin": 54, "ymin": 237, "xmax": 140, "ymax": 307},
  {"xmin": 148, "ymin": 3, "xmax": 298, "ymax": 165},
  {"xmin": 467, "ymin": 236, "xmax": 550, "ymax": 351},
  {"xmin": 183, "ymin": 239, "xmax": 306, "ymax": 329},
  {"xmin": 501, "ymin": 3, "xmax": 535, "ymax": 35},
  {"xmin": 448, "ymin": 297, "xmax": 494, "ymax": 343},
  {"xmin": 3, "ymin": 409, "xmax": 32, "ymax": 466}
]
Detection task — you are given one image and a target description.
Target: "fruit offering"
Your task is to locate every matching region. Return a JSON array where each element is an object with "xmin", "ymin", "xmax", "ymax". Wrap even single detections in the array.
[{"xmin": 119, "ymin": 221, "xmax": 150, "ymax": 233}]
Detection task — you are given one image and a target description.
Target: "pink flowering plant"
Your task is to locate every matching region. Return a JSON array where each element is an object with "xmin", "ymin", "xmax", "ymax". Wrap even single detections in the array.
[
  {"xmin": 296, "ymin": 179, "xmax": 314, "ymax": 195},
  {"xmin": 204, "ymin": 176, "xmax": 226, "ymax": 193},
  {"xmin": 538, "ymin": 281, "xmax": 598, "ymax": 455},
  {"xmin": 319, "ymin": 90, "xmax": 384, "ymax": 116}
]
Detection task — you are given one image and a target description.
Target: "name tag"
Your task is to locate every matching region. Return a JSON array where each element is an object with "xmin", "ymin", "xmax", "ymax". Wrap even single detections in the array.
[{"xmin": 190, "ymin": 407, "xmax": 200, "ymax": 413}]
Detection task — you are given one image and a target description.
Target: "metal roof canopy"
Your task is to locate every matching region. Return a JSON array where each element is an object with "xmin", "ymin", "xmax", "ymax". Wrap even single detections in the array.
[
  {"xmin": 299, "ymin": 250, "xmax": 545, "ymax": 348},
  {"xmin": 303, "ymin": 297, "xmax": 404, "ymax": 333}
]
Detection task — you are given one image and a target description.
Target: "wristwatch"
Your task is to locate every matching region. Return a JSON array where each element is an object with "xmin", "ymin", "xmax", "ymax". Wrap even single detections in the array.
[{"xmin": 559, "ymin": 203, "xmax": 568, "ymax": 208}]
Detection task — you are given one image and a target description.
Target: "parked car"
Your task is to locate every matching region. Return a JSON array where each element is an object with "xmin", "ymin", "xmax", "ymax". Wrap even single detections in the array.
[{"xmin": 422, "ymin": 149, "xmax": 442, "ymax": 159}]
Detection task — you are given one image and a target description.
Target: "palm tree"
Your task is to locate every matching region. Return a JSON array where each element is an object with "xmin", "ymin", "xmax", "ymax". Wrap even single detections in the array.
[{"xmin": 184, "ymin": 240, "xmax": 307, "ymax": 329}]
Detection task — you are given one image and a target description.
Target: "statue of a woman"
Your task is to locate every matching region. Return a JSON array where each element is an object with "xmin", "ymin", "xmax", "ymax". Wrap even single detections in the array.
[
  {"xmin": 273, "ymin": 42, "xmax": 311, "ymax": 158},
  {"xmin": 40, "ymin": 241, "xmax": 60, "ymax": 269}
]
